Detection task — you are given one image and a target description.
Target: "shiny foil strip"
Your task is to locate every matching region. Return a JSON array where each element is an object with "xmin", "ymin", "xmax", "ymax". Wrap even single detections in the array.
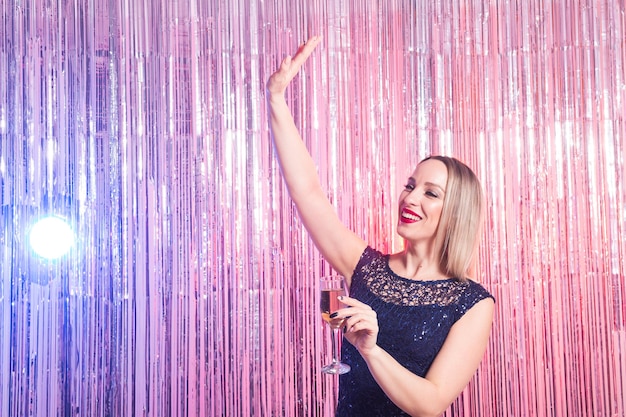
[{"xmin": 0, "ymin": 0, "xmax": 624, "ymax": 416}]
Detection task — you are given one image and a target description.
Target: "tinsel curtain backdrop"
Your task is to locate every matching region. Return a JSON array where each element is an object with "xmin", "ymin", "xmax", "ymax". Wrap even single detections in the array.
[{"xmin": 0, "ymin": 0, "xmax": 625, "ymax": 416}]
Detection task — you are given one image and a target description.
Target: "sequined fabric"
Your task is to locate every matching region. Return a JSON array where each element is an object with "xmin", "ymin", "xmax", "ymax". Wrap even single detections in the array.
[{"xmin": 336, "ymin": 247, "xmax": 494, "ymax": 416}]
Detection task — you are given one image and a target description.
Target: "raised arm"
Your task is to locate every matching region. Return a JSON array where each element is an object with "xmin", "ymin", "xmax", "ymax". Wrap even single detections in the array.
[{"xmin": 266, "ymin": 36, "xmax": 366, "ymax": 281}]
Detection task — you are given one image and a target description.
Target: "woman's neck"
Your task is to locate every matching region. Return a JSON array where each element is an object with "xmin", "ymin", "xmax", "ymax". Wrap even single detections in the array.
[{"xmin": 389, "ymin": 244, "xmax": 448, "ymax": 281}]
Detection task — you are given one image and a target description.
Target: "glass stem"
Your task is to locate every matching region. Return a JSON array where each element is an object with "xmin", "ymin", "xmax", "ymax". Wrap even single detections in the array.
[{"xmin": 332, "ymin": 328, "xmax": 341, "ymax": 363}]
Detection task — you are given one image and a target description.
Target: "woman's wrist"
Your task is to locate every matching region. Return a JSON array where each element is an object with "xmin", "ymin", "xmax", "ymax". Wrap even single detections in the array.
[
  {"xmin": 359, "ymin": 344, "xmax": 383, "ymax": 361},
  {"xmin": 266, "ymin": 90, "xmax": 286, "ymax": 104}
]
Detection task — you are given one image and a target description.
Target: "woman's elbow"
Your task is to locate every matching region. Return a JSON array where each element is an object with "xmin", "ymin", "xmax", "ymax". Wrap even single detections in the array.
[{"xmin": 407, "ymin": 396, "xmax": 451, "ymax": 417}]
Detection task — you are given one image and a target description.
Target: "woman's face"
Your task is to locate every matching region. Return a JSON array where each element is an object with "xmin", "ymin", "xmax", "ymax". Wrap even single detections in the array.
[{"xmin": 396, "ymin": 159, "xmax": 448, "ymax": 244}]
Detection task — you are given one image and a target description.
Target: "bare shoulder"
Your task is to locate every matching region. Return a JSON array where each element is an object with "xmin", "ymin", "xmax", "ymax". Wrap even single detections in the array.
[{"xmin": 460, "ymin": 296, "xmax": 494, "ymax": 325}]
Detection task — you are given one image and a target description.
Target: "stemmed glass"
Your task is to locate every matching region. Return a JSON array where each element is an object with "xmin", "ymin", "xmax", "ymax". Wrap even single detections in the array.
[{"xmin": 320, "ymin": 275, "xmax": 350, "ymax": 375}]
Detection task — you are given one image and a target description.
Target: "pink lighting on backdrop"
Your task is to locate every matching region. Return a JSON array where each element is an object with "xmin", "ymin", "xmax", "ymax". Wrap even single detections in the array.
[{"xmin": 0, "ymin": 0, "xmax": 625, "ymax": 416}]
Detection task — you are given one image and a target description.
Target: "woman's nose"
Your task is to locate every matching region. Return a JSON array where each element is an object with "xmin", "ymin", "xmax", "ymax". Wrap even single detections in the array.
[{"xmin": 403, "ymin": 188, "xmax": 420, "ymax": 205}]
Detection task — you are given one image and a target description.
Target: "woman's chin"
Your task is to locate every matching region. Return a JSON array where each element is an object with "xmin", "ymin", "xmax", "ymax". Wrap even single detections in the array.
[{"xmin": 396, "ymin": 224, "xmax": 412, "ymax": 240}]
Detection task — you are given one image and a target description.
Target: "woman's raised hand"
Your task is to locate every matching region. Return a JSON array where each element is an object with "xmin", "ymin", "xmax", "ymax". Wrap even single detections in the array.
[{"xmin": 266, "ymin": 35, "xmax": 322, "ymax": 97}]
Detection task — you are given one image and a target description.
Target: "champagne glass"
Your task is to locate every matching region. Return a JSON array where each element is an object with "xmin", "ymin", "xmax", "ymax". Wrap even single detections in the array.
[{"xmin": 320, "ymin": 275, "xmax": 350, "ymax": 375}]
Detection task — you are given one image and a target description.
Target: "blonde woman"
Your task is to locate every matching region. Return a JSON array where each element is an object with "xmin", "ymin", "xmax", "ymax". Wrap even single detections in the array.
[{"xmin": 266, "ymin": 36, "xmax": 495, "ymax": 417}]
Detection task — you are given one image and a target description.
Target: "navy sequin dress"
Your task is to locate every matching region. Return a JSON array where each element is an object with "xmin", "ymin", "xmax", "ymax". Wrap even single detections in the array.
[{"xmin": 336, "ymin": 246, "xmax": 494, "ymax": 416}]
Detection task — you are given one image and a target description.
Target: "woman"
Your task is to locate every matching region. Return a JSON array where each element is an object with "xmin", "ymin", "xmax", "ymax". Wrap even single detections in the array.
[{"xmin": 266, "ymin": 36, "xmax": 494, "ymax": 417}]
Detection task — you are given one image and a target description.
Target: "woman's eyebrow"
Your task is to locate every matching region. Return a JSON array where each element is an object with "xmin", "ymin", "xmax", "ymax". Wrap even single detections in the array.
[{"xmin": 424, "ymin": 181, "xmax": 446, "ymax": 192}]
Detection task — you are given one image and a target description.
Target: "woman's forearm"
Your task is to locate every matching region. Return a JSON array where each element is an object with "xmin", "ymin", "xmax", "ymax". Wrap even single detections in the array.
[
  {"xmin": 267, "ymin": 94, "xmax": 323, "ymax": 201},
  {"xmin": 361, "ymin": 346, "xmax": 445, "ymax": 417}
]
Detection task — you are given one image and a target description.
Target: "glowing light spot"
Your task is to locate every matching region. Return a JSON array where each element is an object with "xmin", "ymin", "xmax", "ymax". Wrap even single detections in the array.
[{"xmin": 29, "ymin": 217, "xmax": 75, "ymax": 259}]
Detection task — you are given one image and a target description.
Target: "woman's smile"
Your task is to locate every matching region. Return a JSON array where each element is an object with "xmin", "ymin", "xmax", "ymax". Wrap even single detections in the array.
[{"xmin": 400, "ymin": 207, "xmax": 422, "ymax": 223}]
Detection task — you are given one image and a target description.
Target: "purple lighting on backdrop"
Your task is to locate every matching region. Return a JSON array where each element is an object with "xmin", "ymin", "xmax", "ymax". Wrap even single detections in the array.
[{"xmin": 0, "ymin": 0, "xmax": 625, "ymax": 416}]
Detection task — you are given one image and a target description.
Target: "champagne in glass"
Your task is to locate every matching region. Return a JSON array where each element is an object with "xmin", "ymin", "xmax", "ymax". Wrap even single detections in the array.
[{"xmin": 320, "ymin": 276, "xmax": 350, "ymax": 375}]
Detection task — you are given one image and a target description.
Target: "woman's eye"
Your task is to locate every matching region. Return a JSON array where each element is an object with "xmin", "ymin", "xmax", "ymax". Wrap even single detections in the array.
[
  {"xmin": 425, "ymin": 190, "xmax": 438, "ymax": 198},
  {"xmin": 404, "ymin": 183, "xmax": 415, "ymax": 191}
]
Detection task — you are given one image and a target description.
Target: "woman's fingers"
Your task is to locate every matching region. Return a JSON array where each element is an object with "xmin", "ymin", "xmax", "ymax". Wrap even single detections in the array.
[
  {"xmin": 289, "ymin": 36, "xmax": 322, "ymax": 69},
  {"xmin": 338, "ymin": 295, "xmax": 374, "ymax": 310},
  {"xmin": 279, "ymin": 55, "xmax": 292, "ymax": 71},
  {"xmin": 343, "ymin": 310, "xmax": 376, "ymax": 327},
  {"xmin": 332, "ymin": 296, "xmax": 378, "ymax": 334},
  {"xmin": 339, "ymin": 304, "xmax": 379, "ymax": 352},
  {"xmin": 267, "ymin": 35, "xmax": 321, "ymax": 94}
]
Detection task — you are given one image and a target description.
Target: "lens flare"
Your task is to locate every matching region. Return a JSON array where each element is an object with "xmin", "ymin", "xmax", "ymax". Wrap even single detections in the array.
[{"xmin": 29, "ymin": 216, "xmax": 75, "ymax": 259}]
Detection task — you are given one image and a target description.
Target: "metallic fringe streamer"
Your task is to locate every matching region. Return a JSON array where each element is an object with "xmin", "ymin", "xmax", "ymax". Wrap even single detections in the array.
[{"xmin": 0, "ymin": 0, "xmax": 624, "ymax": 416}]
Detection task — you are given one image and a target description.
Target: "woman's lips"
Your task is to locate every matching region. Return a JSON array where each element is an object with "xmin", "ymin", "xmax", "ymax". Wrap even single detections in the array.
[{"xmin": 400, "ymin": 208, "xmax": 421, "ymax": 223}]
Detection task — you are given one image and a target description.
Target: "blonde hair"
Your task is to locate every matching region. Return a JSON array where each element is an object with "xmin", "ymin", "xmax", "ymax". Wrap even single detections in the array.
[{"xmin": 423, "ymin": 156, "xmax": 485, "ymax": 280}]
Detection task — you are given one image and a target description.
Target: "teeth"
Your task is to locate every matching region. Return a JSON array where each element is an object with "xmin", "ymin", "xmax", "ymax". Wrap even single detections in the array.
[{"xmin": 402, "ymin": 211, "xmax": 420, "ymax": 221}]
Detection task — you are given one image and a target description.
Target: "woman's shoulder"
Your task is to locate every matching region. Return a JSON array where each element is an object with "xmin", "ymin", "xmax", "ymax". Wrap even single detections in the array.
[
  {"xmin": 355, "ymin": 245, "xmax": 385, "ymax": 267},
  {"xmin": 350, "ymin": 246, "xmax": 388, "ymax": 280},
  {"xmin": 456, "ymin": 279, "xmax": 495, "ymax": 316},
  {"xmin": 464, "ymin": 279, "xmax": 494, "ymax": 298}
]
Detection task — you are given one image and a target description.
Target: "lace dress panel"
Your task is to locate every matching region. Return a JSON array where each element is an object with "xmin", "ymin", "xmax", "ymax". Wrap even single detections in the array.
[{"xmin": 361, "ymin": 252, "xmax": 471, "ymax": 306}]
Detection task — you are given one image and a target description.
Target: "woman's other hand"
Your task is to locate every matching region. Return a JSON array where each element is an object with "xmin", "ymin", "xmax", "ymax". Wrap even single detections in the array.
[{"xmin": 335, "ymin": 296, "xmax": 380, "ymax": 355}]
